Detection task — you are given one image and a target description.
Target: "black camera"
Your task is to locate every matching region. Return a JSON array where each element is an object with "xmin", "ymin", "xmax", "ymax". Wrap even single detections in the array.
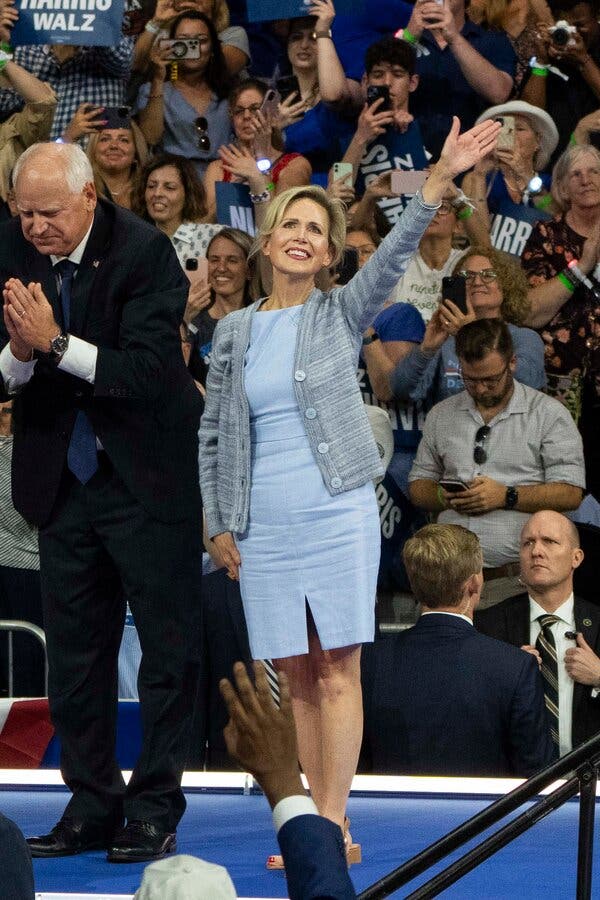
[{"xmin": 549, "ymin": 19, "xmax": 577, "ymax": 47}]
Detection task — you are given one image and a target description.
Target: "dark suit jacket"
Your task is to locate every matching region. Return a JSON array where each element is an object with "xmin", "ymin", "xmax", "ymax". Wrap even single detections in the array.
[
  {"xmin": 0, "ymin": 813, "xmax": 34, "ymax": 900},
  {"xmin": 475, "ymin": 593, "xmax": 600, "ymax": 749},
  {"xmin": 278, "ymin": 814, "xmax": 356, "ymax": 900},
  {"xmin": 361, "ymin": 613, "xmax": 555, "ymax": 777},
  {"xmin": 0, "ymin": 200, "xmax": 202, "ymax": 526}
]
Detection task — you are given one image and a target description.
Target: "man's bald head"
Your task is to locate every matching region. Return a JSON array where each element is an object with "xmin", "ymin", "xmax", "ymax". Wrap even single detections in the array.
[{"xmin": 520, "ymin": 510, "xmax": 583, "ymax": 603}]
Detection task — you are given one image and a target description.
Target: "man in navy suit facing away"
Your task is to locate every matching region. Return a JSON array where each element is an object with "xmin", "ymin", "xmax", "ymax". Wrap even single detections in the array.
[{"xmin": 362, "ymin": 523, "xmax": 555, "ymax": 776}]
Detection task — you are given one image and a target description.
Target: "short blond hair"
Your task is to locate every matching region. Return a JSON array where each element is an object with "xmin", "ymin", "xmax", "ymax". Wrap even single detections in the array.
[
  {"xmin": 403, "ymin": 524, "xmax": 483, "ymax": 607},
  {"xmin": 253, "ymin": 184, "xmax": 347, "ymax": 268}
]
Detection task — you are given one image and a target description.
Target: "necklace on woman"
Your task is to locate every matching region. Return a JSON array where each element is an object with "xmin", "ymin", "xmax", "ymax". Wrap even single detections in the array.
[{"xmin": 104, "ymin": 176, "xmax": 131, "ymax": 198}]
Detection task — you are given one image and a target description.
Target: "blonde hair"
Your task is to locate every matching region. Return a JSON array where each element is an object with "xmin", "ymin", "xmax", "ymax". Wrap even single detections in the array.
[
  {"xmin": 253, "ymin": 184, "xmax": 347, "ymax": 268},
  {"xmin": 403, "ymin": 524, "xmax": 483, "ymax": 607},
  {"xmin": 86, "ymin": 121, "xmax": 149, "ymax": 199}
]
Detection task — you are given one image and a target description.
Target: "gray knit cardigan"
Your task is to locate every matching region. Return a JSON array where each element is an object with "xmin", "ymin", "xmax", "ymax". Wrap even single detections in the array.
[{"xmin": 199, "ymin": 193, "xmax": 439, "ymax": 538}]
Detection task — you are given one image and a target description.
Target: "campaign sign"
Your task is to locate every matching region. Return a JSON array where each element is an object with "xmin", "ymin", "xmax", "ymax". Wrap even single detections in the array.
[
  {"xmin": 490, "ymin": 196, "xmax": 551, "ymax": 259},
  {"xmin": 356, "ymin": 120, "xmax": 429, "ymax": 226},
  {"xmin": 246, "ymin": 0, "xmax": 363, "ymax": 22},
  {"xmin": 215, "ymin": 182, "xmax": 255, "ymax": 236},
  {"xmin": 12, "ymin": 0, "xmax": 125, "ymax": 46}
]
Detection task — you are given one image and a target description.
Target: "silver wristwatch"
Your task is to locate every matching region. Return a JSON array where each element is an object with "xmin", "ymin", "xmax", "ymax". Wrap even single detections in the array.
[{"xmin": 48, "ymin": 330, "xmax": 70, "ymax": 363}]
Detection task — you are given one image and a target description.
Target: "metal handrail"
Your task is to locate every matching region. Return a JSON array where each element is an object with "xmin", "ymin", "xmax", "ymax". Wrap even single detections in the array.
[
  {"xmin": 0, "ymin": 619, "xmax": 48, "ymax": 697},
  {"xmin": 358, "ymin": 730, "xmax": 600, "ymax": 899}
]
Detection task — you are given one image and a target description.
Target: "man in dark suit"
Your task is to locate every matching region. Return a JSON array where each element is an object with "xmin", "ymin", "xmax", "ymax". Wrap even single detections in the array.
[
  {"xmin": 476, "ymin": 510, "xmax": 600, "ymax": 756},
  {"xmin": 0, "ymin": 143, "xmax": 203, "ymax": 862},
  {"xmin": 361, "ymin": 523, "xmax": 554, "ymax": 776},
  {"xmin": 220, "ymin": 661, "xmax": 356, "ymax": 900}
]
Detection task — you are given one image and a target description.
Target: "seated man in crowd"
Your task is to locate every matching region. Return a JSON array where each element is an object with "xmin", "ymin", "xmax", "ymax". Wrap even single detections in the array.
[
  {"xmin": 476, "ymin": 510, "xmax": 600, "ymax": 757},
  {"xmin": 409, "ymin": 319, "xmax": 585, "ymax": 605},
  {"xmin": 361, "ymin": 523, "xmax": 554, "ymax": 776}
]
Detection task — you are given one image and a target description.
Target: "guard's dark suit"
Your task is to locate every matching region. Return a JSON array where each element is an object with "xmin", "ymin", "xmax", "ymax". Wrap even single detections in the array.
[
  {"xmin": 0, "ymin": 200, "xmax": 203, "ymax": 832},
  {"xmin": 476, "ymin": 593, "xmax": 600, "ymax": 749},
  {"xmin": 361, "ymin": 613, "xmax": 555, "ymax": 777}
]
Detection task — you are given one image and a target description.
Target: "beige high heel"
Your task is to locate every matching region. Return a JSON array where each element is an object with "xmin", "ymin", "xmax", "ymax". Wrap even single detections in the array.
[
  {"xmin": 266, "ymin": 817, "xmax": 361, "ymax": 870},
  {"xmin": 344, "ymin": 817, "xmax": 362, "ymax": 865}
]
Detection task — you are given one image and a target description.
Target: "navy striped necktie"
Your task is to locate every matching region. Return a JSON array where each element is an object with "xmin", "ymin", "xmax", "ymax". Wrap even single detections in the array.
[
  {"xmin": 536, "ymin": 614, "xmax": 560, "ymax": 750},
  {"xmin": 54, "ymin": 259, "xmax": 99, "ymax": 484}
]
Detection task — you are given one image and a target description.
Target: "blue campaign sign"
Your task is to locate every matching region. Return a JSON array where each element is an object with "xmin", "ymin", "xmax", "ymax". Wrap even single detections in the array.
[
  {"xmin": 246, "ymin": 0, "xmax": 362, "ymax": 22},
  {"xmin": 490, "ymin": 196, "xmax": 551, "ymax": 259},
  {"xmin": 215, "ymin": 182, "xmax": 255, "ymax": 236},
  {"xmin": 12, "ymin": 0, "xmax": 125, "ymax": 46}
]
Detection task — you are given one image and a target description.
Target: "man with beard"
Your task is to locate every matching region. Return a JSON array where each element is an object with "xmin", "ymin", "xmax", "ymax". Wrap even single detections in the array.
[{"xmin": 408, "ymin": 319, "xmax": 585, "ymax": 604}]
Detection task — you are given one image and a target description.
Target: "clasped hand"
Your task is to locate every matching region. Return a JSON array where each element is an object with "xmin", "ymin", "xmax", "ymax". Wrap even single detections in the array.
[
  {"xmin": 441, "ymin": 476, "xmax": 506, "ymax": 515},
  {"xmin": 3, "ymin": 278, "xmax": 59, "ymax": 360}
]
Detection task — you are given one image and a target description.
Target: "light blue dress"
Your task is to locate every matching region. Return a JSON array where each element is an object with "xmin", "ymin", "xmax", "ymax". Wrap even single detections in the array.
[{"xmin": 237, "ymin": 306, "xmax": 380, "ymax": 660}]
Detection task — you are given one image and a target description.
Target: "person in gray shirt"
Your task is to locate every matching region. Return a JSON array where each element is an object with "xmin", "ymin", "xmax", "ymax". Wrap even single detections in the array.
[{"xmin": 409, "ymin": 319, "xmax": 585, "ymax": 603}]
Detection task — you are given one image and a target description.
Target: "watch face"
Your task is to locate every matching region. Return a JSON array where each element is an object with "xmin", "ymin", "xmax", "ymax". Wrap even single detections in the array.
[{"xmin": 50, "ymin": 333, "xmax": 69, "ymax": 357}]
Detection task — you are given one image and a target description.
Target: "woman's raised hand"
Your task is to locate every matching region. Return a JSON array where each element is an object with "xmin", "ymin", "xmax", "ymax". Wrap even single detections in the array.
[{"xmin": 439, "ymin": 117, "xmax": 501, "ymax": 178}]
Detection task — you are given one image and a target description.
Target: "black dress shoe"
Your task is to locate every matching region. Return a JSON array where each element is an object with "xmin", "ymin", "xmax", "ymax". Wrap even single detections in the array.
[
  {"xmin": 107, "ymin": 820, "xmax": 176, "ymax": 863},
  {"xmin": 27, "ymin": 819, "xmax": 112, "ymax": 857}
]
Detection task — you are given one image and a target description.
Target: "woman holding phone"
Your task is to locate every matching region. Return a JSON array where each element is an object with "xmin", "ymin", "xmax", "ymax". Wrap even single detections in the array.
[
  {"xmin": 371, "ymin": 245, "xmax": 545, "ymax": 409},
  {"xmin": 85, "ymin": 116, "xmax": 149, "ymax": 210},
  {"xmin": 135, "ymin": 10, "xmax": 232, "ymax": 176},
  {"xmin": 203, "ymin": 80, "xmax": 311, "ymax": 222},
  {"xmin": 199, "ymin": 117, "xmax": 500, "ymax": 867}
]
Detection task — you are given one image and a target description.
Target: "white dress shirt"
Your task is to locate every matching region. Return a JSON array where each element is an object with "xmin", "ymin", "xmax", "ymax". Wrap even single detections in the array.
[
  {"xmin": 529, "ymin": 593, "xmax": 575, "ymax": 756},
  {"xmin": 0, "ymin": 222, "xmax": 98, "ymax": 391}
]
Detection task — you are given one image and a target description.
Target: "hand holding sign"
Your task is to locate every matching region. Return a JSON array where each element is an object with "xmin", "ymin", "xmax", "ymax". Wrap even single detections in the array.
[{"xmin": 0, "ymin": 0, "xmax": 18, "ymax": 43}]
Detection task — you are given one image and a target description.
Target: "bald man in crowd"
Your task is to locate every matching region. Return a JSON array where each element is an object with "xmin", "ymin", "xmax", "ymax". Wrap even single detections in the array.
[{"xmin": 476, "ymin": 510, "xmax": 600, "ymax": 756}]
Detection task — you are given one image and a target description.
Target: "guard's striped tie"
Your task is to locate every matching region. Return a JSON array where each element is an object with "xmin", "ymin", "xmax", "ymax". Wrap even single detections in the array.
[
  {"xmin": 536, "ymin": 614, "xmax": 560, "ymax": 750},
  {"xmin": 262, "ymin": 658, "xmax": 281, "ymax": 707}
]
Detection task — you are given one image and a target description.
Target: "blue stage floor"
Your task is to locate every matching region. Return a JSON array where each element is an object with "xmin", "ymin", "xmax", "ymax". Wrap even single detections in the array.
[{"xmin": 1, "ymin": 784, "xmax": 598, "ymax": 897}]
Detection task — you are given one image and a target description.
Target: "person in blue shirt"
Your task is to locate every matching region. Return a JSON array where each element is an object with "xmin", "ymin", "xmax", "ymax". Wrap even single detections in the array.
[
  {"xmin": 402, "ymin": 0, "xmax": 516, "ymax": 159},
  {"xmin": 389, "ymin": 246, "xmax": 546, "ymax": 407}
]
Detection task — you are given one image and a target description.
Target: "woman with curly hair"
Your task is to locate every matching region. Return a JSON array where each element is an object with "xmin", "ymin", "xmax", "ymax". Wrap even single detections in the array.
[{"xmin": 368, "ymin": 245, "xmax": 546, "ymax": 408}]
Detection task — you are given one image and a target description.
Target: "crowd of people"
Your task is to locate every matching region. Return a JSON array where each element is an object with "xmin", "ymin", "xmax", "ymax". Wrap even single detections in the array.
[{"xmin": 1, "ymin": 0, "xmax": 600, "ymax": 887}]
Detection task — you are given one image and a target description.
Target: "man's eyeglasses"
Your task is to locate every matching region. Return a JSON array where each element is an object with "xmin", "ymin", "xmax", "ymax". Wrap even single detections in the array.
[
  {"xmin": 195, "ymin": 117, "xmax": 211, "ymax": 152},
  {"xmin": 461, "ymin": 363, "xmax": 509, "ymax": 390},
  {"xmin": 456, "ymin": 268, "xmax": 498, "ymax": 282},
  {"xmin": 473, "ymin": 424, "xmax": 490, "ymax": 465}
]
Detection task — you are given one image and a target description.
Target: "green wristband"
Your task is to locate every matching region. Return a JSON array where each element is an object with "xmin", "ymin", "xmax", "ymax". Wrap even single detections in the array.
[
  {"xmin": 457, "ymin": 205, "xmax": 474, "ymax": 220},
  {"xmin": 403, "ymin": 27, "xmax": 417, "ymax": 45},
  {"xmin": 558, "ymin": 271, "xmax": 575, "ymax": 292},
  {"xmin": 570, "ymin": 132, "xmax": 577, "ymax": 145},
  {"xmin": 0, "ymin": 42, "xmax": 11, "ymax": 53},
  {"xmin": 437, "ymin": 484, "xmax": 447, "ymax": 509},
  {"xmin": 534, "ymin": 193, "xmax": 552, "ymax": 210},
  {"xmin": 531, "ymin": 66, "xmax": 548, "ymax": 77}
]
